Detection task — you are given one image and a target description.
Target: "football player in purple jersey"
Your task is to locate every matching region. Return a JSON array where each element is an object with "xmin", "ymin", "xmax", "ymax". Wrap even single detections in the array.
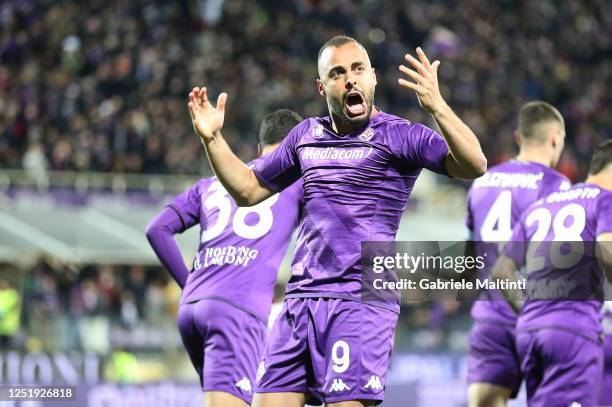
[
  {"xmin": 493, "ymin": 140, "xmax": 612, "ymax": 407},
  {"xmin": 188, "ymin": 36, "xmax": 486, "ymax": 407},
  {"xmin": 465, "ymin": 101, "xmax": 570, "ymax": 407},
  {"xmin": 146, "ymin": 109, "xmax": 304, "ymax": 407}
]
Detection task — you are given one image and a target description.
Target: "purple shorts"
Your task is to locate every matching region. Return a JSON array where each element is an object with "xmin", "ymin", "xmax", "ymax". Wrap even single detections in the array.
[
  {"xmin": 517, "ymin": 328, "xmax": 603, "ymax": 407},
  {"xmin": 467, "ymin": 321, "xmax": 522, "ymax": 398},
  {"xmin": 256, "ymin": 297, "xmax": 398, "ymax": 405},
  {"xmin": 177, "ymin": 299, "xmax": 267, "ymax": 404},
  {"xmin": 600, "ymin": 335, "xmax": 612, "ymax": 405}
]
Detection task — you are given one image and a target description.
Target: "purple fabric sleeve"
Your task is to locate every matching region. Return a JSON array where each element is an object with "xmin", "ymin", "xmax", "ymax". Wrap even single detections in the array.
[
  {"xmin": 145, "ymin": 206, "xmax": 191, "ymax": 288},
  {"xmin": 398, "ymin": 122, "xmax": 450, "ymax": 176},
  {"xmin": 166, "ymin": 181, "xmax": 203, "ymax": 229},
  {"xmin": 252, "ymin": 120, "xmax": 306, "ymax": 192}
]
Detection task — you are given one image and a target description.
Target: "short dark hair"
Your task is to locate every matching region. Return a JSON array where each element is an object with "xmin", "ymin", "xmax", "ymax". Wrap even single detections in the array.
[
  {"xmin": 317, "ymin": 35, "xmax": 365, "ymax": 62},
  {"xmin": 518, "ymin": 101, "xmax": 564, "ymax": 141},
  {"xmin": 258, "ymin": 109, "xmax": 303, "ymax": 147},
  {"xmin": 589, "ymin": 140, "xmax": 612, "ymax": 175}
]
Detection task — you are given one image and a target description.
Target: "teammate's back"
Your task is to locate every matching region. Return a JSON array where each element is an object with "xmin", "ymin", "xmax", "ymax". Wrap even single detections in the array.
[
  {"xmin": 170, "ymin": 162, "xmax": 302, "ymax": 321},
  {"xmin": 467, "ymin": 159, "xmax": 570, "ymax": 321},
  {"xmin": 466, "ymin": 101, "xmax": 569, "ymax": 407},
  {"xmin": 507, "ymin": 181, "xmax": 612, "ymax": 338},
  {"xmin": 494, "ymin": 140, "xmax": 612, "ymax": 407}
]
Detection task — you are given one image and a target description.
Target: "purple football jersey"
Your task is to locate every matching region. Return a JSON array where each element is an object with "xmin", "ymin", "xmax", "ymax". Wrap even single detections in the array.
[
  {"xmin": 466, "ymin": 161, "xmax": 570, "ymax": 324},
  {"xmin": 504, "ymin": 183, "xmax": 612, "ymax": 339},
  {"xmin": 253, "ymin": 111, "xmax": 449, "ymax": 312},
  {"xmin": 168, "ymin": 157, "xmax": 303, "ymax": 322}
]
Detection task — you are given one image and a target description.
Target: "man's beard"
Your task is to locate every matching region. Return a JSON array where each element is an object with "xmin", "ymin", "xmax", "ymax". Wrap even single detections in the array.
[{"xmin": 328, "ymin": 90, "xmax": 375, "ymax": 131}]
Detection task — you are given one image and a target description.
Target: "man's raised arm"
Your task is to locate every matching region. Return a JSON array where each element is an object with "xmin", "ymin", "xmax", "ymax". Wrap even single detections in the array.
[
  {"xmin": 188, "ymin": 86, "xmax": 273, "ymax": 206},
  {"xmin": 398, "ymin": 48, "xmax": 487, "ymax": 180}
]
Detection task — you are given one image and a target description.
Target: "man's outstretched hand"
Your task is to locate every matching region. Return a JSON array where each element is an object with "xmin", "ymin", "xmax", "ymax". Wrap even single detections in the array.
[
  {"xmin": 398, "ymin": 47, "xmax": 446, "ymax": 115},
  {"xmin": 398, "ymin": 48, "xmax": 487, "ymax": 179},
  {"xmin": 188, "ymin": 86, "xmax": 228, "ymax": 144}
]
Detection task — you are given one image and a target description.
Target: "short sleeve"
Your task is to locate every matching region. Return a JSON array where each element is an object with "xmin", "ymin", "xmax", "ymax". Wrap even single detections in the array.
[
  {"xmin": 396, "ymin": 122, "xmax": 449, "ymax": 176},
  {"xmin": 166, "ymin": 182, "xmax": 202, "ymax": 231},
  {"xmin": 597, "ymin": 194, "xmax": 612, "ymax": 236},
  {"xmin": 252, "ymin": 120, "xmax": 306, "ymax": 192}
]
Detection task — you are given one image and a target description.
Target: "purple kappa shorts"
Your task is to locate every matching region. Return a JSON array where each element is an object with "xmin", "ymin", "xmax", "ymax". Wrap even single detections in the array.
[
  {"xmin": 467, "ymin": 321, "xmax": 522, "ymax": 398},
  {"xmin": 255, "ymin": 297, "xmax": 398, "ymax": 405},
  {"xmin": 517, "ymin": 328, "xmax": 603, "ymax": 407},
  {"xmin": 177, "ymin": 298, "xmax": 267, "ymax": 404}
]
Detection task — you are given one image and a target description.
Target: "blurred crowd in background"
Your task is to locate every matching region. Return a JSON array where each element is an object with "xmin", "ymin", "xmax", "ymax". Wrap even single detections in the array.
[
  {"xmin": 0, "ymin": 0, "xmax": 609, "ymax": 362},
  {"xmin": 0, "ymin": 262, "xmax": 181, "ymax": 353},
  {"xmin": 1, "ymin": 0, "xmax": 611, "ymax": 180},
  {"xmin": 0, "ymin": 261, "xmax": 470, "ymax": 353}
]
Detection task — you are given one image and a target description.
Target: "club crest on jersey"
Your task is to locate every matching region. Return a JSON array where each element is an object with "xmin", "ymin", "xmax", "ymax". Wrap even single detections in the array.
[
  {"xmin": 358, "ymin": 127, "xmax": 374, "ymax": 141},
  {"xmin": 312, "ymin": 124, "xmax": 325, "ymax": 139}
]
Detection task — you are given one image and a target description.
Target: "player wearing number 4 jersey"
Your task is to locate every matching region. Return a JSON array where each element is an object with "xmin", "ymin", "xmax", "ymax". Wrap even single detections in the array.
[
  {"xmin": 493, "ymin": 140, "xmax": 612, "ymax": 407},
  {"xmin": 145, "ymin": 109, "xmax": 304, "ymax": 407},
  {"xmin": 465, "ymin": 101, "xmax": 570, "ymax": 407},
  {"xmin": 189, "ymin": 35, "xmax": 486, "ymax": 407}
]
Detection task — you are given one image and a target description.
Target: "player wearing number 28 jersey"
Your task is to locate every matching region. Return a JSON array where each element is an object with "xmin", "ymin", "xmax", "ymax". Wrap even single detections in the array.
[
  {"xmin": 145, "ymin": 110, "xmax": 304, "ymax": 407},
  {"xmin": 494, "ymin": 140, "xmax": 612, "ymax": 407},
  {"xmin": 465, "ymin": 102, "xmax": 570, "ymax": 406}
]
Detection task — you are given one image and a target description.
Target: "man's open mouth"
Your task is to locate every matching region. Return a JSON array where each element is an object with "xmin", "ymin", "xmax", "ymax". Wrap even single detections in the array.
[{"xmin": 345, "ymin": 91, "xmax": 366, "ymax": 117}]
